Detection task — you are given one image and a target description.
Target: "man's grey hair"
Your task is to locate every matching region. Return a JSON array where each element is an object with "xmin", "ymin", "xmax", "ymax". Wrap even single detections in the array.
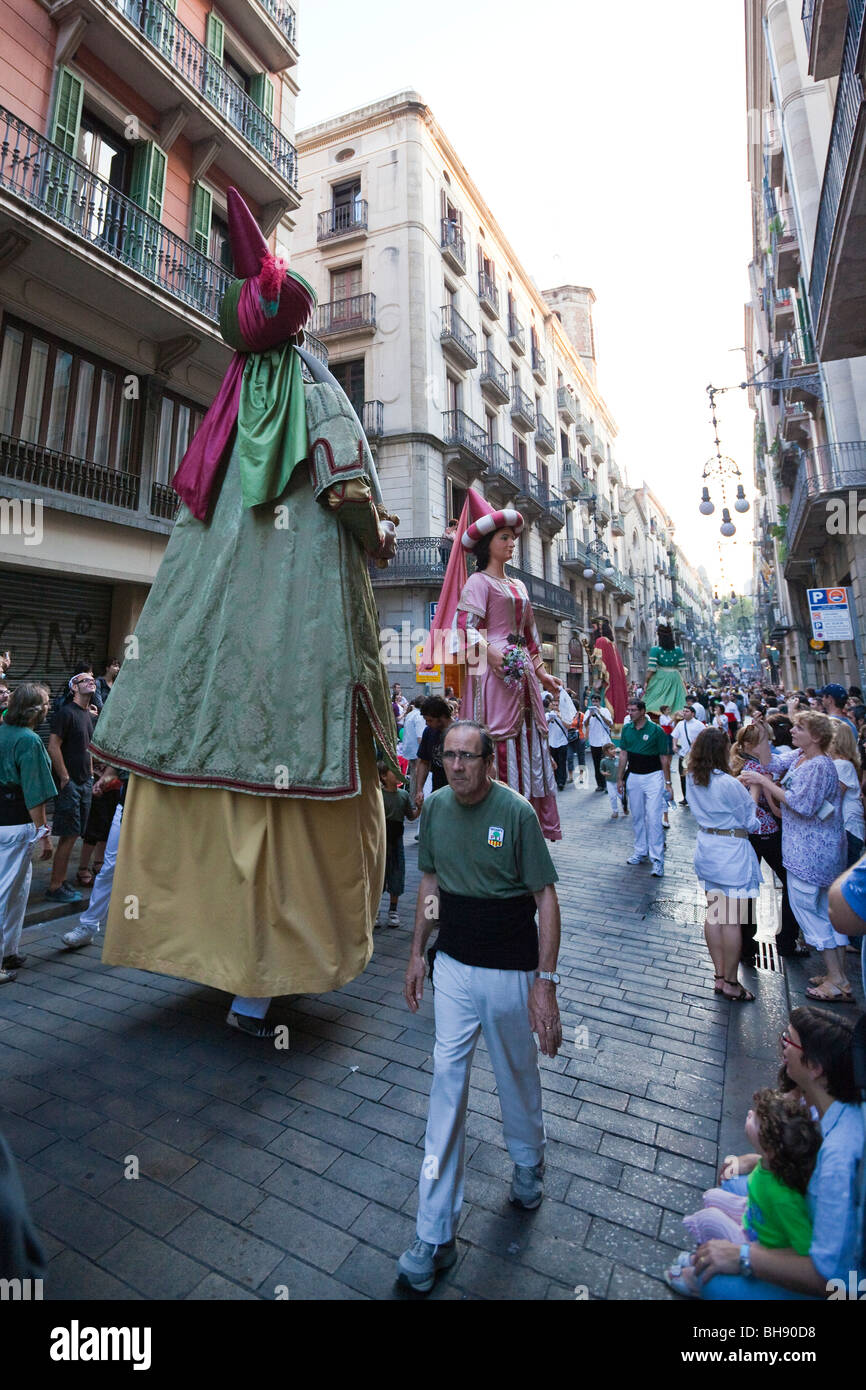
[{"xmin": 444, "ymin": 720, "xmax": 495, "ymax": 760}]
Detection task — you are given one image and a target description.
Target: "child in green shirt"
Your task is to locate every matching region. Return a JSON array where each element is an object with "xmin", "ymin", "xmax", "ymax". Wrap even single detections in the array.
[
  {"xmin": 667, "ymin": 1088, "xmax": 820, "ymax": 1293},
  {"xmin": 599, "ymin": 742, "xmax": 621, "ymax": 819},
  {"xmin": 377, "ymin": 762, "xmax": 421, "ymax": 928}
]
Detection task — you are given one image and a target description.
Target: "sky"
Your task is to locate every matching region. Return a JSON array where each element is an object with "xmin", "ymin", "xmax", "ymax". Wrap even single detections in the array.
[{"xmin": 295, "ymin": 0, "xmax": 756, "ymax": 592}]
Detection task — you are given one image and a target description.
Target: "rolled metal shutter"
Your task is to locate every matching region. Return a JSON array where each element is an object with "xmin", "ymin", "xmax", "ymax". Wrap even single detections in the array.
[{"xmin": 0, "ymin": 568, "xmax": 113, "ymax": 702}]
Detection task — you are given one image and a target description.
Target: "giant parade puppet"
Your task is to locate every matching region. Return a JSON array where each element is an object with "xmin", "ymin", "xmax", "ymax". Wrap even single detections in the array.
[
  {"xmin": 584, "ymin": 618, "xmax": 628, "ymax": 730},
  {"xmin": 423, "ymin": 488, "xmax": 563, "ymax": 840},
  {"xmin": 90, "ymin": 189, "xmax": 399, "ymax": 1034}
]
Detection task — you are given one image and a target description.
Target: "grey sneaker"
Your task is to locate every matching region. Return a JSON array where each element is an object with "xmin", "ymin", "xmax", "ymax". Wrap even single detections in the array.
[
  {"xmin": 61, "ymin": 924, "xmax": 96, "ymax": 950},
  {"xmin": 226, "ymin": 1010, "xmax": 279, "ymax": 1039},
  {"xmin": 510, "ymin": 1160, "xmax": 545, "ymax": 1210},
  {"xmin": 626, "ymin": 853, "xmax": 648, "ymax": 866},
  {"xmin": 650, "ymin": 862, "xmax": 665, "ymax": 877},
  {"xmin": 396, "ymin": 1237, "xmax": 457, "ymax": 1293},
  {"xmin": 46, "ymin": 884, "xmax": 82, "ymax": 904}
]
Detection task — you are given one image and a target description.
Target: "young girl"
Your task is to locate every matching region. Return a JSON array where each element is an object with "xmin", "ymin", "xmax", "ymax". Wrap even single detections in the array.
[
  {"xmin": 829, "ymin": 721, "xmax": 865, "ymax": 867},
  {"xmin": 665, "ymin": 1088, "xmax": 820, "ymax": 1295},
  {"xmin": 599, "ymin": 742, "xmax": 621, "ymax": 818},
  {"xmin": 377, "ymin": 762, "xmax": 421, "ymax": 927}
]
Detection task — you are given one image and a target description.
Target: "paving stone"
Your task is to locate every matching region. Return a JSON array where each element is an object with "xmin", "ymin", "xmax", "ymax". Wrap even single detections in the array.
[
  {"xmin": 193, "ymin": 1098, "xmax": 284, "ymax": 1149},
  {"xmin": 287, "ymin": 1076, "xmax": 365, "ymax": 1117},
  {"xmin": 144, "ymin": 1113, "xmax": 215, "ymax": 1153},
  {"xmin": 608, "ymin": 1263, "xmax": 678, "ymax": 1300},
  {"xmin": 618, "ymin": 1166, "xmax": 706, "ymax": 1216},
  {"xmin": 542, "ymin": 1140, "xmax": 623, "ymax": 1187},
  {"xmin": 598, "ymin": 1131, "xmax": 658, "ymax": 1172},
  {"xmin": 0, "ymin": 1109, "xmax": 59, "ymax": 1158},
  {"xmin": 265, "ymin": 1127, "xmax": 343, "ymax": 1173},
  {"xmin": 14, "ymin": 1159, "xmax": 58, "ymax": 1203},
  {"xmin": 572, "ymin": 1081, "xmax": 631, "ymax": 1112},
  {"xmin": 33, "ymin": 1184, "xmax": 133, "ymax": 1259},
  {"xmin": 349, "ymin": 1200, "xmax": 418, "ymax": 1256},
  {"xmin": 100, "ymin": 1176, "xmax": 196, "ymax": 1237},
  {"xmin": 655, "ymin": 1149, "xmax": 718, "ymax": 1189},
  {"xmin": 173, "ymin": 1160, "xmax": 264, "ymax": 1223},
  {"xmin": 459, "ymin": 1203, "xmax": 593, "ymax": 1286},
  {"xmin": 185, "ymin": 1272, "xmax": 261, "ymax": 1300},
  {"xmin": 627, "ymin": 1096, "xmax": 719, "ymax": 1140},
  {"xmin": 349, "ymin": 1098, "xmax": 426, "ymax": 1144},
  {"xmin": 584, "ymin": 1216, "xmax": 682, "ymax": 1280},
  {"xmin": 45, "ymin": 1249, "xmax": 143, "ymax": 1301},
  {"xmin": 243, "ymin": 1195, "xmax": 357, "ymax": 1273},
  {"xmin": 326, "ymin": 1153, "xmax": 416, "ymax": 1210},
  {"xmin": 0, "ymin": 1079, "xmax": 52, "ymax": 1114},
  {"xmin": 564, "ymin": 1176, "xmax": 660, "ymax": 1236},
  {"xmin": 338, "ymin": 1070, "xmax": 391, "ymax": 1102},
  {"xmin": 452, "ymin": 1245, "xmax": 556, "ymax": 1301},
  {"xmin": 185, "ymin": 1067, "xmax": 260, "ymax": 1104},
  {"xmin": 142, "ymin": 1078, "xmax": 212, "ymax": 1115},
  {"xmin": 263, "ymin": 1160, "xmax": 369, "ymax": 1226},
  {"xmin": 312, "ymin": 1042, "xmax": 390, "ymax": 1076},
  {"xmin": 99, "ymin": 1091, "xmax": 170, "ymax": 1129},
  {"xmin": 656, "ymin": 1125, "xmax": 718, "ymax": 1165},
  {"xmin": 361, "ymin": 1132, "xmax": 425, "ymax": 1180},
  {"xmin": 193, "ymin": 1133, "xmax": 283, "ymax": 1186},
  {"xmin": 102, "ymin": 1228, "xmax": 210, "ymax": 1299},
  {"xmin": 29, "ymin": 1137, "xmax": 123, "ymax": 1195},
  {"xmin": 281, "ymin": 1104, "xmax": 377, "ymax": 1156},
  {"xmin": 168, "ymin": 1208, "xmax": 283, "ymax": 1288}
]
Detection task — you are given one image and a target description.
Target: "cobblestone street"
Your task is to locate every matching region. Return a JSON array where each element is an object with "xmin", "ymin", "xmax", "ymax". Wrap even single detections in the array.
[{"xmin": 0, "ymin": 778, "xmax": 823, "ymax": 1300}]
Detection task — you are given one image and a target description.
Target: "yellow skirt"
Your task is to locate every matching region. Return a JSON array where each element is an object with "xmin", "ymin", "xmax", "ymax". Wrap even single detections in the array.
[{"xmin": 102, "ymin": 729, "xmax": 385, "ymax": 997}]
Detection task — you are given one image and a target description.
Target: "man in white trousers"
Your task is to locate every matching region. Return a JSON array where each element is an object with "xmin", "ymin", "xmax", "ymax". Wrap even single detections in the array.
[
  {"xmin": 617, "ymin": 697, "xmax": 672, "ymax": 878},
  {"xmin": 398, "ymin": 719, "xmax": 562, "ymax": 1293}
]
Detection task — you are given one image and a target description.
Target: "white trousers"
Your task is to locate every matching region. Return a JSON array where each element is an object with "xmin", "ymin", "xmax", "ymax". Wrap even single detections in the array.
[
  {"xmin": 787, "ymin": 874, "xmax": 835, "ymax": 951},
  {"xmin": 416, "ymin": 951, "xmax": 545, "ymax": 1246},
  {"xmin": 79, "ymin": 803, "xmax": 123, "ymax": 933},
  {"xmin": 606, "ymin": 782, "xmax": 620, "ymax": 813},
  {"xmin": 628, "ymin": 769, "xmax": 665, "ymax": 864},
  {"xmin": 0, "ymin": 824, "xmax": 36, "ymax": 958}
]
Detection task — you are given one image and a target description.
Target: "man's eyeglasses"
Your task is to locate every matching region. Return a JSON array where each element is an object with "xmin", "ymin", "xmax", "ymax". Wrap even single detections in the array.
[
  {"xmin": 780, "ymin": 1032, "xmax": 803, "ymax": 1052},
  {"xmin": 442, "ymin": 750, "xmax": 485, "ymax": 763}
]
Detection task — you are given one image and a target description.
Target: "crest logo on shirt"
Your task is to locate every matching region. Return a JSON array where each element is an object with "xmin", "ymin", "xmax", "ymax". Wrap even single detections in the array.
[
  {"xmin": 488, "ymin": 826, "xmax": 504, "ymax": 848},
  {"xmin": 642, "ymin": 733, "xmax": 649, "ymax": 741}
]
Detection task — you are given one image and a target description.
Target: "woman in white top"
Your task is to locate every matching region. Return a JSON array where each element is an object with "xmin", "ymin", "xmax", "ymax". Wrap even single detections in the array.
[
  {"xmin": 830, "ymin": 721, "xmax": 865, "ymax": 865},
  {"xmin": 687, "ymin": 727, "xmax": 761, "ymax": 1002}
]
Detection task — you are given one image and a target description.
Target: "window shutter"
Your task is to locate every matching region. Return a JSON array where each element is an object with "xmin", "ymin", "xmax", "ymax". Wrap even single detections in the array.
[
  {"xmin": 129, "ymin": 141, "xmax": 167, "ymax": 220},
  {"xmin": 205, "ymin": 12, "xmax": 225, "ymax": 61},
  {"xmin": 191, "ymin": 182, "xmax": 213, "ymax": 256},
  {"xmin": 50, "ymin": 66, "xmax": 84, "ymax": 156},
  {"xmin": 249, "ymin": 73, "xmax": 274, "ymax": 117}
]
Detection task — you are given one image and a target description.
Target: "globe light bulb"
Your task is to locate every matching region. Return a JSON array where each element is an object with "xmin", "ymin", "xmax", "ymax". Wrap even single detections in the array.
[
  {"xmin": 594, "ymin": 579, "xmax": 605, "ymax": 592},
  {"xmin": 699, "ymin": 487, "xmax": 714, "ymax": 516},
  {"xmin": 583, "ymin": 566, "xmax": 594, "ymax": 580},
  {"xmin": 734, "ymin": 484, "xmax": 750, "ymax": 513},
  {"xmin": 720, "ymin": 508, "xmax": 736, "ymax": 537}
]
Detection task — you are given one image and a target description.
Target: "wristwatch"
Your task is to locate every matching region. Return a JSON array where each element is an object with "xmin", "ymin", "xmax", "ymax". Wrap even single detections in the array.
[
  {"xmin": 536, "ymin": 971, "xmax": 561, "ymax": 985},
  {"xmin": 739, "ymin": 1242, "xmax": 754, "ymax": 1279}
]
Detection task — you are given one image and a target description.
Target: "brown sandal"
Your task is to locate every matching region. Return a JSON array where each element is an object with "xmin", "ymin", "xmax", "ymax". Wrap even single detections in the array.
[
  {"xmin": 805, "ymin": 981, "xmax": 853, "ymax": 1003},
  {"xmin": 723, "ymin": 979, "xmax": 755, "ymax": 1002}
]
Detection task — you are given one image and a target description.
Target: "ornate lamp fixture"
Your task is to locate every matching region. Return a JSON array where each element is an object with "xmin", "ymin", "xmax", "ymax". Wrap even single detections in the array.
[
  {"xmin": 581, "ymin": 529, "xmax": 615, "ymax": 592},
  {"xmin": 698, "ymin": 385, "xmax": 750, "ymax": 536}
]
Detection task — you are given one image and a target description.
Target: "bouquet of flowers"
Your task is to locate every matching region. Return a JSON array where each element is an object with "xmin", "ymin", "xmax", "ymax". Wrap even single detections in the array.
[{"xmin": 501, "ymin": 638, "xmax": 530, "ymax": 689}]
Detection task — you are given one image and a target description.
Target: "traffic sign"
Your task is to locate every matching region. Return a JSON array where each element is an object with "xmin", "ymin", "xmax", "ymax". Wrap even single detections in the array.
[{"xmin": 807, "ymin": 587, "xmax": 854, "ymax": 641}]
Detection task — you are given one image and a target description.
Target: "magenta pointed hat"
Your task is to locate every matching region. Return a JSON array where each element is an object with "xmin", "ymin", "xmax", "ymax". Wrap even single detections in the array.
[
  {"xmin": 225, "ymin": 187, "xmax": 316, "ymax": 341},
  {"xmin": 227, "ymin": 186, "xmax": 269, "ymax": 277}
]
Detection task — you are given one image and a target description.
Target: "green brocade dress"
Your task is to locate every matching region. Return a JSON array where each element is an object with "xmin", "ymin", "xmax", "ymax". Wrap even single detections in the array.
[{"xmin": 645, "ymin": 645, "xmax": 687, "ymax": 714}]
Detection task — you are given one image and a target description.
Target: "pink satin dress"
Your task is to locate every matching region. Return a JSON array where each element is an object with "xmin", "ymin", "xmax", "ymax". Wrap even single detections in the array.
[{"xmin": 456, "ymin": 571, "xmax": 561, "ymax": 841}]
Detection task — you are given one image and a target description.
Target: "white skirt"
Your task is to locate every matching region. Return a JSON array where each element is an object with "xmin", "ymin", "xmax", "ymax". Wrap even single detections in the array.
[{"xmin": 694, "ymin": 832, "xmax": 763, "ymax": 898}]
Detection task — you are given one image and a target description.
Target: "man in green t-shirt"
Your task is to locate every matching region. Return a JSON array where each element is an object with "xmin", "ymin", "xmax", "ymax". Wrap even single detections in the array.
[
  {"xmin": 0, "ymin": 683, "xmax": 56, "ymax": 981},
  {"xmin": 398, "ymin": 720, "xmax": 561, "ymax": 1293},
  {"xmin": 617, "ymin": 697, "xmax": 672, "ymax": 877}
]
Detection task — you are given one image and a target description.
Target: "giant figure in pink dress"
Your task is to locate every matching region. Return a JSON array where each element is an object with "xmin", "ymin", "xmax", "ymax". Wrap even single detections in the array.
[
  {"xmin": 591, "ymin": 618, "xmax": 628, "ymax": 729},
  {"xmin": 425, "ymin": 490, "xmax": 562, "ymax": 841}
]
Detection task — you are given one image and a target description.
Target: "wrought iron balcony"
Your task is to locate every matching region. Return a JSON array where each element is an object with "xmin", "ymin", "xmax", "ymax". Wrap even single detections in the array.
[
  {"xmin": 257, "ymin": 0, "xmax": 297, "ymax": 47},
  {"xmin": 574, "ymin": 412, "xmax": 592, "ymax": 445},
  {"xmin": 802, "ymin": 0, "xmax": 815, "ymax": 50},
  {"xmin": 487, "ymin": 443, "xmax": 521, "ymax": 491},
  {"xmin": 479, "ymin": 349, "xmax": 510, "ymax": 405},
  {"xmin": 106, "ymin": 0, "xmax": 298, "ymax": 187},
  {"xmin": 368, "ymin": 535, "xmax": 451, "ymax": 584},
  {"xmin": 440, "ymin": 219, "xmax": 466, "ymax": 275},
  {"xmin": 531, "ymin": 345, "xmax": 546, "ymax": 384},
  {"xmin": 787, "ymin": 442, "xmax": 866, "ymax": 554},
  {"xmin": 591, "ymin": 430, "xmax": 605, "ymax": 463},
  {"xmin": 440, "ymin": 305, "xmax": 478, "ymax": 368},
  {"xmin": 511, "ymin": 383, "xmax": 536, "ymax": 432},
  {"xmin": 517, "ymin": 467, "xmax": 546, "ymax": 510},
  {"xmin": 610, "ymin": 511, "xmax": 625, "ymax": 535},
  {"xmin": 608, "ymin": 456, "xmax": 622, "ymax": 485},
  {"xmin": 478, "ymin": 272, "xmax": 500, "ymax": 318},
  {"xmin": 556, "ymin": 387, "xmax": 577, "ymax": 424},
  {"xmin": 542, "ymin": 487, "xmax": 566, "ymax": 531},
  {"xmin": 314, "ymin": 293, "xmax": 376, "ymax": 337},
  {"xmin": 317, "ymin": 201, "xmax": 368, "ymax": 242},
  {"xmin": 151, "ymin": 480, "xmax": 180, "ymax": 519},
  {"xmin": 557, "ymin": 536, "xmax": 592, "ymax": 572},
  {"xmin": 560, "ymin": 460, "xmax": 585, "ymax": 497},
  {"xmin": 506, "ymin": 564, "xmax": 577, "ymax": 621},
  {"xmin": 442, "ymin": 410, "xmax": 490, "ymax": 467},
  {"xmin": 507, "ymin": 312, "xmax": 526, "ymax": 355},
  {"xmin": 788, "ymin": 327, "xmax": 817, "ymax": 367},
  {"xmin": 596, "ymin": 493, "xmax": 611, "ymax": 525},
  {"xmin": 1, "ymin": 432, "xmax": 140, "ymax": 511},
  {"xmin": 362, "ymin": 400, "xmax": 384, "ymax": 438},
  {"xmin": 0, "ymin": 106, "xmax": 231, "ymax": 321},
  {"xmin": 535, "ymin": 411, "xmax": 556, "ymax": 456}
]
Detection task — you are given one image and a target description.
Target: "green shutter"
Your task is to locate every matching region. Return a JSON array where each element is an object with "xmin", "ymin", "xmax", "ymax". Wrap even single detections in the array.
[
  {"xmin": 191, "ymin": 182, "xmax": 213, "ymax": 256},
  {"xmin": 249, "ymin": 73, "xmax": 274, "ymax": 118},
  {"xmin": 205, "ymin": 12, "xmax": 224, "ymax": 61},
  {"xmin": 50, "ymin": 66, "xmax": 84, "ymax": 155},
  {"xmin": 126, "ymin": 141, "xmax": 167, "ymax": 275}
]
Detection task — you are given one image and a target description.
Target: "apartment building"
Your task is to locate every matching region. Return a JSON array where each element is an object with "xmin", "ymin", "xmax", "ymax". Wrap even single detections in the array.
[
  {"xmin": 745, "ymin": 0, "xmax": 866, "ymax": 689},
  {"xmin": 292, "ymin": 91, "xmax": 631, "ymax": 693},
  {"xmin": 0, "ymin": 0, "xmax": 318, "ymax": 694}
]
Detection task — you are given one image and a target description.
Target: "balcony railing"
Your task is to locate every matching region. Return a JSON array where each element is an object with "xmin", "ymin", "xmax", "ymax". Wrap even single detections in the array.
[
  {"xmin": 314, "ymin": 293, "xmax": 376, "ymax": 336},
  {"xmin": 561, "ymin": 460, "xmax": 585, "ymax": 496},
  {"xmin": 545, "ymin": 487, "xmax": 566, "ymax": 526},
  {"xmin": 107, "ymin": 0, "xmax": 298, "ymax": 187},
  {"xmin": 151, "ymin": 480, "xmax": 181, "ymax": 519},
  {"xmin": 317, "ymin": 201, "xmax": 368, "ymax": 241},
  {"xmin": 507, "ymin": 312, "xmax": 526, "ymax": 354},
  {"xmin": 535, "ymin": 412, "xmax": 556, "ymax": 455},
  {"xmin": 809, "ymin": 0, "xmax": 865, "ymax": 328},
  {"xmin": 0, "ymin": 106, "xmax": 231, "ymax": 320},
  {"xmin": 788, "ymin": 327, "xmax": 817, "ymax": 366},
  {"xmin": 610, "ymin": 511, "xmax": 625, "ymax": 534},
  {"xmin": 478, "ymin": 272, "xmax": 500, "ymax": 318},
  {"xmin": 368, "ymin": 535, "xmax": 451, "ymax": 583},
  {"xmin": 442, "ymin": 410, "xmax": 490, "ymax": 465},
  {"xmin": 517, "ymin": 468, "xmax": 547, "ymax": 508},
  {"xmin": 440, "ymin": 219, "xmax": 466, "ymax": 273},
  {"xmin": 531, "ymin": 345, "xmax": 546, "ymax": 383},
  {"xmin": 440, "ymin": 304, "xmax": 478, "ymax": 366},
  {"xmin": 362, "ymin": 400, "xmax": 384, "ymax": 437},
  {"xmin": 557, "ymin": 387, "xmax": 577, "ymax": 424},
  {"xmin": 787, "ymin": 441, "xmax": 866, "ymax": 548},
  {"xmin": 506, "ymin": 564, "xmax": 576, "ymax": 621},
  {"xmin": 574, "ymin": 411, "xmax": 592, "ymax": 444},
  {"xmin": 511, "ymin": 383, "xmax": 536, "ymax": 431},
  {"xmin": 1, "ymin": 433, "xmax": 140, "ymax": 511},
  {"xmin": 487, "ymin": 443, "xmax": 521, "ymax": 488},
  {"xmin": 802, "ymin": 0, "xmax": 815, "ymax": 50},
  {"xmin": 479, "ymin": 349, "xmax": 510, "ymax": 403},
  {"xmin": 258, "ymin": 0, "xmax": 297, "ymax": 46}
]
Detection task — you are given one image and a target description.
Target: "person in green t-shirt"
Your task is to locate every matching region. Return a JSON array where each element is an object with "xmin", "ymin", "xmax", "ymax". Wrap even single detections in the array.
[
  {"xmin": 617, "ymin": 697, "xmax": 672, "ymax": 876},
  {"xmin": 398, "ymin": 719, "xmax": 561, "ymax": 1294},
  {"xmin": 668, "ymin": 1087, "xmax": 820, "ymax": 1294},
  {"xmin": 376, "ymin": 762, "xmax": 421, "ymax": 928},
  {"xmin": 0, "ymin": 683, "xmax": 57, "ymax": 982}
]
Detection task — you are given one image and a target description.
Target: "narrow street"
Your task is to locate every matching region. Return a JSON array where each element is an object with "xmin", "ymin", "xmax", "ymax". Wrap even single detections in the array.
[{"xmin": 0, "ymin": 777, "xmax": 818, "ymax": 1301}]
